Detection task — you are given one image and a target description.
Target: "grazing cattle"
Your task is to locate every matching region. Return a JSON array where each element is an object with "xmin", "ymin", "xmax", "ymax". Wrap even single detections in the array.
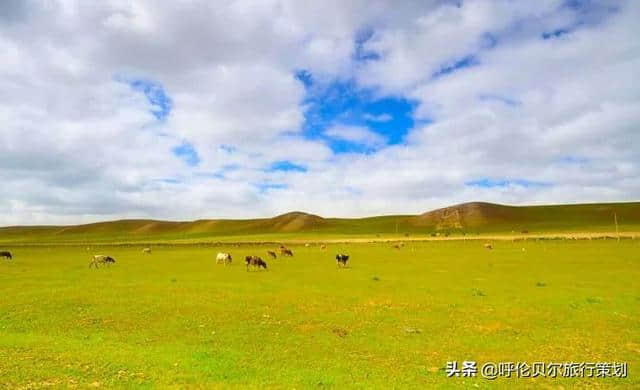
[
  {"xmin": 484, "ymin": 243, "xmax": 493, "ymax": 250},
  {"xmin": 142, "ymin": 248, "xmax": 152, "ymax": 254},
  {"xmin": 267, "ymin": 251, "xmax": 277, "ymax": 259},
  {"xmin": 280, "ymin": 248, "xmax": 294, "ymax": 257},
  {"xmin": 89, "ymin": 255, "xmax": 116, "ymax": 268},
  {"xmin": 392, "ymin": 244, "xmax": 401, "ymax": 249},
  {"xmin": 245, "ymin": 255, "xmax": 267, "ymax": 271},
  {"xmin": 216, "ymin": 252, "xmax": 232, "ymax": 265},
  {"xmin": 336, "ymin": 254, "xmax": 349, "ymax": 267},
  {"xmin": 320, "ymin": 244, "xmax": 326, "ymax": 250},
  {"xmin": 0, "ymin": 251, "xmax": 12, "ymax": 260}
]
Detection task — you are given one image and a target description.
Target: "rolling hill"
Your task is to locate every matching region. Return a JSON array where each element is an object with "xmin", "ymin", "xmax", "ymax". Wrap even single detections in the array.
[
  {"xmin": 1, "ymin": 201, "xmax": 639, "ymax": 243},
  {"xmin": 408, "ymin": 201, "xmax": 640, "ymax": 232}
]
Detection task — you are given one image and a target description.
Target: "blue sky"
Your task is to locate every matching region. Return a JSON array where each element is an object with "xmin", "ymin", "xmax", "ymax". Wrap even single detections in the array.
[
  {"xmin": 127, "ymin": 78, "xmax": 173, "ymax": 121},
  {"xmin": 1, "ymin": 0, "xmax": 638, "ymax": 223},
  {"xmin": 267, "ymin": 161, "xmax": 307, "ymax": 173},
  {"xmin": 172, "ymin": 141, "xmax": 200, "ymax": 167},
  {"xmin": 296, "ymin": 74, "xmax": 417, "ymax": 153}
]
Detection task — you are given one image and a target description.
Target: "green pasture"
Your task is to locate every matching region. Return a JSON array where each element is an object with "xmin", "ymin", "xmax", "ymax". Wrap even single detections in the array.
[{"xmin": 1, "ymin": 240, "xmax": 639, "ymax": 388}]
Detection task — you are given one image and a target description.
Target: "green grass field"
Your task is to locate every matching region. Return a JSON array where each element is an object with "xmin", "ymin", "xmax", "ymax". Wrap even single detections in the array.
[{"xmin": 1, "ymin": 239, "xmax": 638, "ymax": 388}]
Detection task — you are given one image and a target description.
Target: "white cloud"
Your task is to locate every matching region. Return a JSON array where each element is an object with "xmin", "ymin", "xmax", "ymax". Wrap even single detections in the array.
[
  {"xmin": 363, "ymin": 113, "xmax": 392, "ymax": 122},
  {"xmin": 0, "ymin": 0, "xmax": 638, "ymax": 224},
  {"xmin": 324, "ymin": 124, "xmax": 386, "ymax": 148}
]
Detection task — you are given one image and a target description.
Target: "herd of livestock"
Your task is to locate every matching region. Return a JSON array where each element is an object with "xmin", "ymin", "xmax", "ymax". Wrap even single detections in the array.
[
  {"xmin": 0, "ymin": 245, "xmax": 351, "ymax": 271},
  {"xmin": 215, "ymin": 245, "xmax": 350, "ymax": 271},
  {"xmin": 0, "ymin": 241, "xmax": 501, "ymax": 270},
  {"xmin": 86, "ymin": 244, "xmax": 350, "ymax": 271}
]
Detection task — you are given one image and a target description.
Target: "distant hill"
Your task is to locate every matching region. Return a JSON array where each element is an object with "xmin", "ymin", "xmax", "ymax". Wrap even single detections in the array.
[
  {"xmin": 407, "ymin": 201, "xmax": 640, "ymax": 232},
  {"xmin": 1, "ymin": 202, "xmax": 639, "ymax": 243}
]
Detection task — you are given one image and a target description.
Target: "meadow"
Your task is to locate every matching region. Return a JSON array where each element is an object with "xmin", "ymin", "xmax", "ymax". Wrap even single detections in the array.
[{"xmin": 1, "ymin": 239, "xmax": 639, "ymax": 389}]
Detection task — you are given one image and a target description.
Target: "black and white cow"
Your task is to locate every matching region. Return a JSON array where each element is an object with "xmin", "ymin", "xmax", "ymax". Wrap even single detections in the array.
[
  {"xmin": 89, "ymin": 255, "xmax": 116, "ymax": 268},
  {"xmin": 0, "ymin": 251, "xmax": 12, "ymax": 260},
  {"xmin": 216, "ymin": 252, "xmax": 232, "ymax": 265},
  {"xmin": 336, "ymin": 254, "xmax": 349, "ymax": 267}
]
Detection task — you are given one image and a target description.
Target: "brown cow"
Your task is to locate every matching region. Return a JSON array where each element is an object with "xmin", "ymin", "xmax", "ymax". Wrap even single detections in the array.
[
  {"xmin": 245, "ymin": 255, "xmax": 267, "ymax": 271},
  {"xmin": 280, "ymin": 248, "xmax": 294, "ymax": 257},
  {"xmin": 267, "ymin": 251, "xmax": 277, "ymax": 259}
]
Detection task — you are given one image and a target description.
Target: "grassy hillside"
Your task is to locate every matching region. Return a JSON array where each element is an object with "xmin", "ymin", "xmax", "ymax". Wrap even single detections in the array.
[
  {"xmin": 1, "ymin": 202, "xmax": 639, "ymax": 243},
  {"xmin": 409, "ymin": 201, "xmax": 640, "ymax": 233}
]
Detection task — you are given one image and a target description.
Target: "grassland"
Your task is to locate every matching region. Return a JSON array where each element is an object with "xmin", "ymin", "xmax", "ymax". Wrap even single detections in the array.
[{"xmin": 1, "ymin": 239, "xmax": 639, "ymax": 388}]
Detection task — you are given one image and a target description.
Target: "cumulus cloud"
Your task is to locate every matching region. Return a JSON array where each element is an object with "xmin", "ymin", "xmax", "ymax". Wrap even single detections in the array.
[
  {"xmin": 324, "ymin": 124, "xmax": 386, "ymax": 148},
  {"xmin": 0, "ymin": 0, "xmax": 638, "ymax": 224}
]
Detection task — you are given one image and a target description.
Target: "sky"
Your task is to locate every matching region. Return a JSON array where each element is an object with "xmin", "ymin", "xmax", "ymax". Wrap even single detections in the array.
[{"xmin": 0, "ymin": 0, "xmax": 639, "ymax": 225}]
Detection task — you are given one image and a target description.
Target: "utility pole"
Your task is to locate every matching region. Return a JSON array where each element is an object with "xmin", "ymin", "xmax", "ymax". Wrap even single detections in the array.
[{"xmin": 614, "ymin": 212, "xmax": 620, "ymax": 243}]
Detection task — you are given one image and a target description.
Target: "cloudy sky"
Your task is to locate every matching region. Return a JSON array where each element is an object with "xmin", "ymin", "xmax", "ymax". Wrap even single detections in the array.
[{"xmin": 1, "ymin": 0, "xmax": 638, "ymax": 225}]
